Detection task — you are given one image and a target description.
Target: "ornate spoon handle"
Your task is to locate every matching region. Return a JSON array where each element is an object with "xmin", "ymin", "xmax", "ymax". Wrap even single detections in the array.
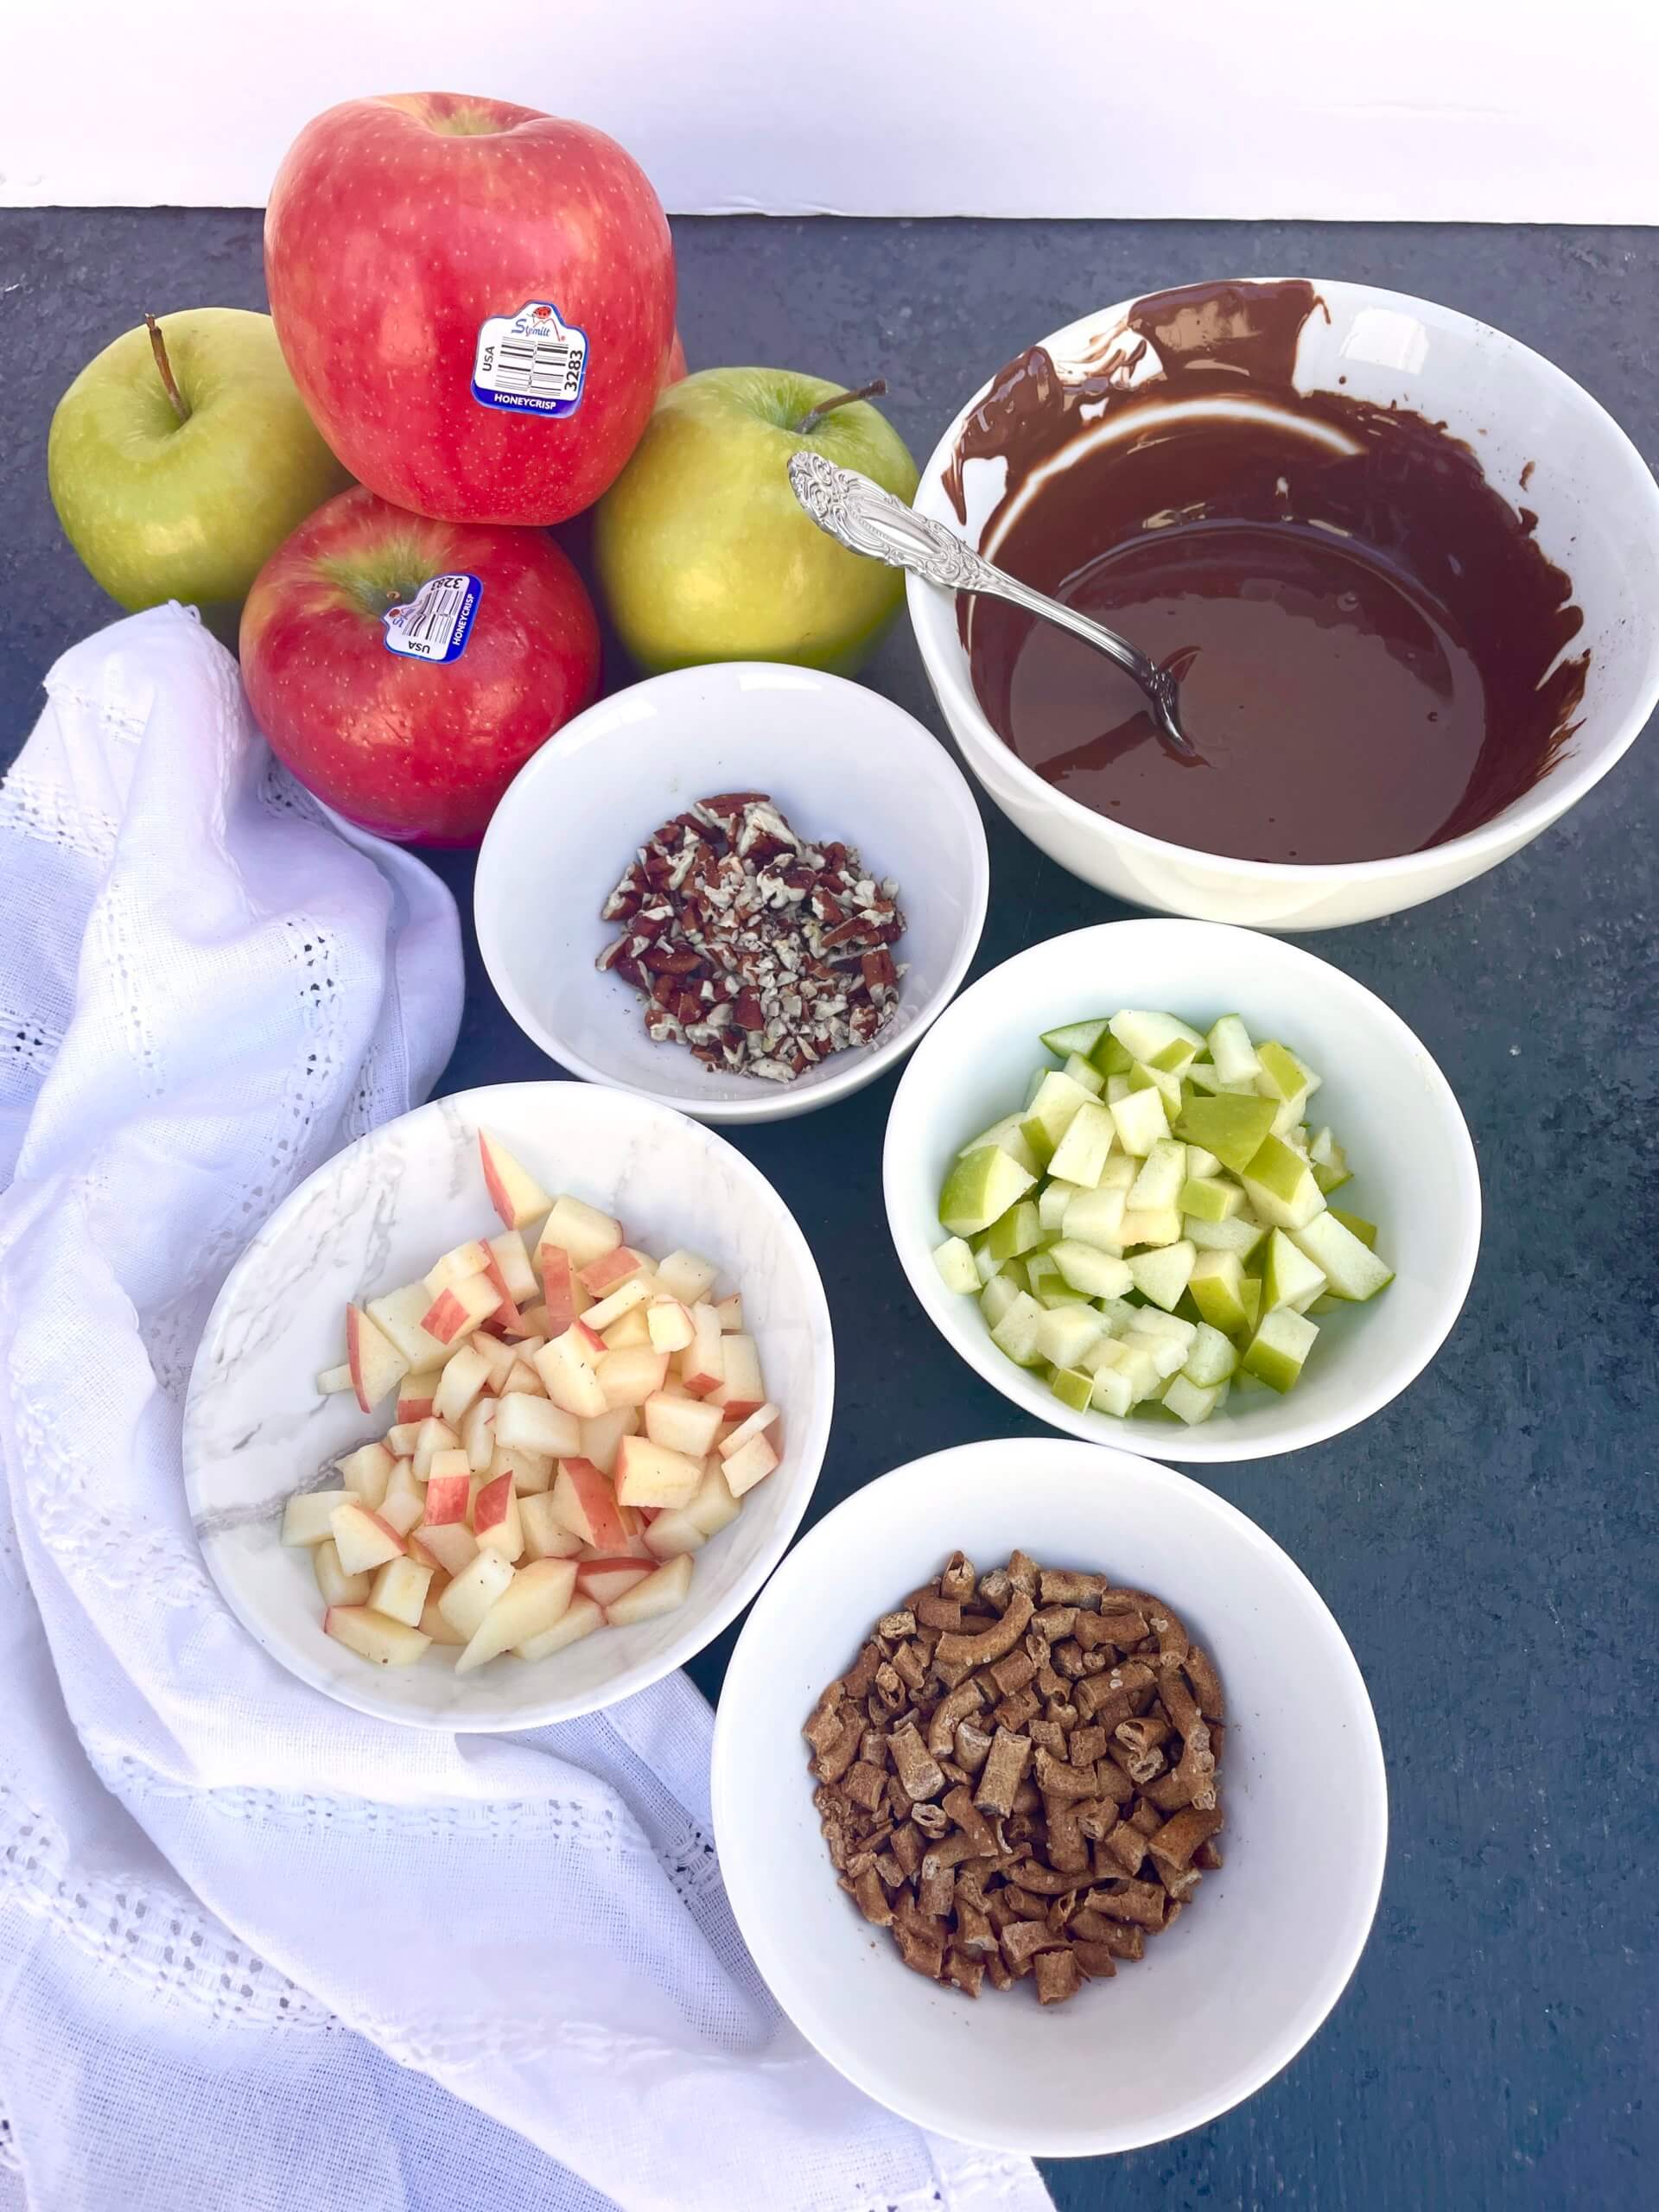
[{"xmin": 787, "ymin": 450, "xmax": 1196, "ymax": 761}]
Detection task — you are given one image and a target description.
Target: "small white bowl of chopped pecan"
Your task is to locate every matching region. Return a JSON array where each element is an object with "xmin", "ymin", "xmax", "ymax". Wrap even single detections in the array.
[
  {"xmin": 474, "ymin": 662, "xmax": 988, "ymax": 1121},
  {"xmin": 710, "ymin": 1436, "xmax": 1387, "ymax": 2156}
]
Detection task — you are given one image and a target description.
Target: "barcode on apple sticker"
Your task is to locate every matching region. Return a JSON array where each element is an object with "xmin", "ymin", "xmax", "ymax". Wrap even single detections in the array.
[
  {"xmin": 471, "ymin": 301, "xmax": 588, "ymax": 416},
  {"xmin": 381, "ymin": 573, "xmax": 482, "ymax": 664}
]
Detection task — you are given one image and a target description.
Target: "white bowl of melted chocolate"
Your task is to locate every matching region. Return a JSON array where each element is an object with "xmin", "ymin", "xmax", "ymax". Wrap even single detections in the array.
[{"xmin": 910, "ymin": 278, "xmax": 1659, "ymax": 930}]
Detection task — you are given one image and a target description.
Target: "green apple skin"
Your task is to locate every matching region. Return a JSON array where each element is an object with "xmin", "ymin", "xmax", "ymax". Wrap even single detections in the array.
[
  {"xmin": 593, "ymin": 367, "xmax": 919, "ymax": 677},
  {"xmin": 48, "ymin": 308, "xmax": 349, "ymax": 631}
]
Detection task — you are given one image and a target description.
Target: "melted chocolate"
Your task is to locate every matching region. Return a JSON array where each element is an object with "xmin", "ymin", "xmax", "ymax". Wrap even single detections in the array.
[{"xmin": 950, "ymin": 280, "xmax": 1586, "ymax": 865}]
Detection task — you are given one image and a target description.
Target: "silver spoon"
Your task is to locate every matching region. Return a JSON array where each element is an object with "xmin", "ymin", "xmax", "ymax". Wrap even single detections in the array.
[{"xmin": 787, "ymin": 449, "xmax": 1198, "ymax": 762}]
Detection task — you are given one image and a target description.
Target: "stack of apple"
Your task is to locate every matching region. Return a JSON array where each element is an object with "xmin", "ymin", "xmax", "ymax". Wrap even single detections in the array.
[{"xmin": 282, "ymin": 1129, "xmax": 783, "ymax": 1676}]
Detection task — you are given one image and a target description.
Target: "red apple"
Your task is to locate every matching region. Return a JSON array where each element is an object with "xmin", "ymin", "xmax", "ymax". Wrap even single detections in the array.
[
  {"xmin": 264, "ymin": 92, "xmax": 676, "ymax": 525},
  {"xmin": 663, "ymin": 331, "xmax": 688, "ymax": 387},
  {"xmin": 240, "ymin": 486, "xmax": 599, "ymax": 844}
]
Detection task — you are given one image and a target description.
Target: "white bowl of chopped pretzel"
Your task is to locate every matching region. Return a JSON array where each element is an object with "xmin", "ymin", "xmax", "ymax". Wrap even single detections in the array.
[
  {"xmin": 710, "ymin": 1437, "xmax": 1387, "ymax": 2156},
  {"xmin": 474, "ymin": 661, "xmax": 989, "ymax": 1122}
]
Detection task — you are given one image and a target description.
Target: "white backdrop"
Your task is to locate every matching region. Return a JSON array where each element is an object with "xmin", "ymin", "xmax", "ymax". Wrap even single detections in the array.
[{"xmin": 3, "ymin": 0, "xmax": 1656, "ymax": 220}]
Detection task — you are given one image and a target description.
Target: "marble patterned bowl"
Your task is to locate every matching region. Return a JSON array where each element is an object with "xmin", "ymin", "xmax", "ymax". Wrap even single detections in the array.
[{"xmin": 183, "ymin": 1082, "xmax": 835, "ymax": 1729}]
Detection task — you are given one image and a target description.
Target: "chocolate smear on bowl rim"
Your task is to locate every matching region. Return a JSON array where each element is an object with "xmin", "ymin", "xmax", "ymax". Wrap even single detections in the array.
[{"xmin": 942, "ymin": 278, "xmax": 1589, "ymax": 868}]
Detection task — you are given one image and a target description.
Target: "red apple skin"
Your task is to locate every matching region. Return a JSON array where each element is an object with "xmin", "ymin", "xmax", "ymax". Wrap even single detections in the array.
[
  {"xmin": 264, "ymin": 92, "xmax": 676, "ymax": 525},
  {"xmin": 662, "ymin": 331, "xmax": 687, "ymax": 387},
  {"xmin": 240, "ymin": 486, "xmax": 600, "ymax": 845}
]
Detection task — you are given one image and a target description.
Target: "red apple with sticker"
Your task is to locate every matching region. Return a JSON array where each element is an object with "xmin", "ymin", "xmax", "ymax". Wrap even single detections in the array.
[
  {"xmin": 240, "ymin": 486, "xmax": 599, "ymax": 845},
  {"xmin": 264, "ymin": 92, "xmax": 676, "ymax": 526}
]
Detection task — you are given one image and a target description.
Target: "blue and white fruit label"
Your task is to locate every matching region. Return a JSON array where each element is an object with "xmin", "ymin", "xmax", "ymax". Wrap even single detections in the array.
[
  {"xmin": 471, "ymin": 301, "xmax": 588, "ymax": 416},
  {"xmin": 382, "ymin": 573, "xmax": 482, "ymax": 664}
]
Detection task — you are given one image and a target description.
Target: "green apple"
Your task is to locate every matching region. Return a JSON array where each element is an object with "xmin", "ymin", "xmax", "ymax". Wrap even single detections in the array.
[
  {"xmin": 48, "ymin": 308, "xmax": 348, "ymax": 634},
  {"xmin": 939, "ymin": 1147, "xmax": 1035, "ymax": 1239},
  {"xmin": 592, "ymin": 367, "xmax": 918, "ymax": 675}
]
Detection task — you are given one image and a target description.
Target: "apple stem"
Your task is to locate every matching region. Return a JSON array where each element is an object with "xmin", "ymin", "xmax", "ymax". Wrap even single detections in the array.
[
  {"xmin": 794, "ymin": 377, "xmax": 887, "ymax": 435},
  {"xmin": 144, "ymin": 314, "xmax": 189, "ymax": 425}
]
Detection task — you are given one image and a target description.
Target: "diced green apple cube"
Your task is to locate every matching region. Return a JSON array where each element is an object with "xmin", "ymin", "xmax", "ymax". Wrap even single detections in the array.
[
  {"xmin": 1255, "ymin": 1039, "xmax": 1321, "ymax": 1103},
  {"xmin": 980, "ymin": 1274, "xmax": 1020, "ymax": 1329},
  {"xmin": 1179, "ymin": 1173, "xmax": 1243, "ymax": 1223},
  {"xmin": 1038, "ymin": 1179, "xmax": 1084, "ymax": 1232},
  {"xmin": 1040, "ymin": 1018, "xmax": 1111, "ymax": 1058},
  {"xmin": 1162, "ymin": 1373, "xmax": 1224, "ymax": 1425},
  {"xmin": 1048, "ymin": 1099, "xmax": 1118, "ymax": 1185},
  {"xmin": 1239, "ymin": 1135, "xmax": 1327, "ymax": 1231},
  {"xmin": 940, "ymin": 1145, "xmax": 1038, "ymax": 1237},
  {"xmin": 1119, "ymin": 1205, "xmax": 1183, "ymax": 1249},
  {"xmin": 1309, "ymin": 1126, "xmax": 1352, "ymax": 1193},
  {"xmin": 1020, "ymin": 1071, "xmax": 1098, "ymax": 1164},
  {"xmin": 1025, "ymin": 1249, "xmax": 1059, "ymax": 1294},
  {"xmin": 1262, "ymin": 1228, "xmax": 1328, "ymax": 1313},
  {"xmin": 1270, "ymin": 1087, "xmax": 1313, "ymax": 1137},
  {"xmin": 1128, "ymin": 1061, "xmax": 1183, "ymax": 1113},
  {"xmin": 1239, "ymin": 1276, "xmax": 1262, "ymax": 1332},
  {"xmin": 1062, "ymin": 1183, "xmax": 1128, "ymax": 1252},
  {"xmin": 1127, "ymin": 1239, "xmax": 1197, "ymax": 1312},
  {"xmin": 1116, "ymin": 1306, "xmax": 1195, "ymax": 1350},
  {"xmin": 1078, "ymin": 1334, "xmax": 1129, "ymax": 1374},
  {"xmin": 1128, "ymin": 1138, "xmax": 1186, "ymax": 1212},
  {"xmin": 990, "ymin": 1290, "xmax": 1046, "ymax": 1367},
  {"xmin": 1096, "ymin": 1154, "xmax": 1138, "ymax": 1192},
  {"xmin": 932, "ymin": 1236, "xmax": 979, "ymax": 1294},
  {"xmin": 1114, "ymin": 1341, "xmax": 1166, "ymax": 1402},
  {"xmin": 1124, "ymin": 1329, "xmax": 1187, "ymax": 1381},
  {"xmin": 973, "ymin": 1241, "xmax": 1003, "ymax": 1287},
  {"xmin": 1109, "ymin": 1010, "xmax": 1206, "ymax": 1067},
  {"xmin": 1090, "ymin": 1363, "xmax": 1135, "ymax": 1417},
  {"xmin": 1048, "ymin": 1365, "xmax": 1096, "ymax": 1413},
  {"xmin": 1105, "ymin": 1073, "xmax": 1131, "ymax": 1104},
  {"xmin": 1181, "ymin": 1060, "xmax": 1224, "ymax": 1093},
  {"xmin": 984, "ymin": 1198, "xmax": 1044, "ymax": 1262},
  {"xmin": 1207, "ymin": 1014, "xmax": 1262, "ymax": 1088},
  {"xmin": 1109, "ymin": 1085, "xmax": 1171, "ymax": 1158},
  {"xmin": 1185, "ymin": 1211, "xmax": 1268, "ymax": 1259},
  {"xmin": 958, "ymin": 1114, "xmax": 1043, "ymax": 1178},
  {"xmin": 1242, "ymin": 1306, "xmax": 1319, "ymax": 1391},
  {"xmin": 1185, "ymin": 1145, "xmax": 1224, "ymax": 1178},
  {"xmin": 1289, "ymin": 1211, "xmax": 1395, "ymax": 1300},
  {"xmin": 1331, "ymin": 1207, "xmax": 1378, "ymax": 1249},
  {"xmin": 1050, "ymin": 1239, "xmax": 1134, "ymax": 1299},
  {"xmin": 1188, "ymin": 1249, "xmax": 1249, "ymax": 1336},
  {"xmin": 1036, "ymin": 1305, "xmax": 1106, "ymax": 1369},
  {"xmin": 1175, "ymin": 1092, "xmax": 1277, "ymax": 1173},
  {"xmin": 1182, "ymin": 1321, "xmax": 1239, "ymax": 1388},
  {"xmin": 1090, "ymin": 1029, "xmax": 1134, "ymax": 1077},
  {"xmin": 1061, "ymin": 1052, "xmax": 1106, "ymax": 1096}
]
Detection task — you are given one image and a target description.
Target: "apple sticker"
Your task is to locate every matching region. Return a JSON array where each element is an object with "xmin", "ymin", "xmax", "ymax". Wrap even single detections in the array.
[{"xmin": 471, "ymin": 302, "xmax": 589, "ymax": 417}]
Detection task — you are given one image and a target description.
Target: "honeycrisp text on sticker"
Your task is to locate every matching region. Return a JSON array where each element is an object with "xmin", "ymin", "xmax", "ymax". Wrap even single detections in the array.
[
  {"xmin": 381, "ymin": 573, "xmax": 482, "ymax": 664},
  {"xmin": 471, "ymin": 302, "xmax": 589, "ymax": 416}
]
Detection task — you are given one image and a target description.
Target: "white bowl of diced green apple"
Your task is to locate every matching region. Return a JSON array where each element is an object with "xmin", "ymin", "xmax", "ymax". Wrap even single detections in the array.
[{"xmin": 883, "ymin": 920, "xmax": 1480, "ymax": 1462}]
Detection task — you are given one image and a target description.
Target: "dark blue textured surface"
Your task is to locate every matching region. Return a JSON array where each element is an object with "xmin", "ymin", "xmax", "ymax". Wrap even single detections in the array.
[{"xmin": 2, "ymin": 207, "xmax": 1655, "ymax": 2212}]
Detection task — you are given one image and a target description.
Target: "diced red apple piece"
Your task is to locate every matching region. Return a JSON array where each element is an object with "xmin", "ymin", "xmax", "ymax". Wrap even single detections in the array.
[
  {"xmin": 535, "ymin": 1325, "xmax": 609, "ymax": 1417},
  {"xmin": 419, "ymin": 1591, "xmax": 467, "ymax": 1646},
  {"xmin": 582, "ymin": 1276, "xmax": 655, "ymax": 1333},
  {"xmin": 394, "ymin": 1387, "xmax": 437, "ymax": 1426},
  {"xmin": 575, "ymin": 1558, "xmax": 652, "ymax": 1607},
  {"xmin": 437, "ymin": 1549, "xmax": 516, "ymax": 1640},
  {"xmin": 478, "ymin": 1251, "xmax": 525, "ymax": 1333},
  {"xmin": 346, "ymin": 1302, "xmax": 410, "ymax": 1414},
  {"xmin": 499, "ymin": 1360, "xmax": 544, "ymax": 1395},
  {"xmin": 323, "ymin": 1606, "xmax": 429, "ymax": 1666},
  {"xmin": 426, "ymin": 1446, "xmax": 471, "ymax": 1484},
  {"xmin": 455, "ymin": 1558, "xmax": 577, "ymax": 1673},
  {"xmin": 411, "ymin": 1416, "xmax": 461, "ymax": 1481},
  {"xmin": 717, "ymin": 1402, "xmax": 780, "ymax": 1461},
  {"xmin": 329, "ymin": 1502, "xmax": 407, "ymax": 1575},
  {"xmin": 684, "ymin": 1456, "xmax": 742, "ymax": 1538},
  {"xmin": 491, "ymin": 1441, "xmax": 553, "ymax": 1495},
  {"xmin": 646, "ymin": 1298, "xmax": 695, "ymax": 1354},
  {"xmin": 423, "ymin": 1239, "xmax": 493, "ymax": 1299},
  {"xmin": 316, "ymin": 1362, "xmax": 353, "ymax": 1395},
  {"xmin": 517, "ymin": 1592, "xmax": 604, "ymax": 1660},
  {"xmin": 366, "ymin": 1283, "xmax": 450, "ymax": 1371},
  {"xmin": 335, "ymin": 1440, "xmax": 395, "ymax": 1510},
  {"xmin": 460, "ymin": 1395, "xmax": 498, "ymax": 1473},
  {"xmin": 472, "ymin": 1472, "xmax": 524, "ymax": 1560},
  {"xmin": 679, "ymin": 1303, "xmax": 725, "ymax": 1396},
  {"xmin": 642, "ymin": 1507, "xmax": 707, "ymax": 1560},
  {"xmin": 378, "ymin": 1459, "xmax": 427, "ymax": 1536},
  {"xmin": 597, "ymin": 1346, "xmax": 670, "ymax": 1410},
  {"xmin": 520, "ymin": 1492, "xmax": 584, "ymax": 1559},
  {"xmin": 642, "ymin": 1392, "xmax": 724, "ymax": 1459},
  {"xmin": 540, "ymin": 1193, "xmax": 622, "ymax": 1270},
  {"xmin": 411, "ymin": 1517, "xmax": 479, "ymax": 1576},
  {"xmin": 579, "ymin": 1244, "xmax": 649, "ymax": 1296},
  {"xmin": 385, "ymin": 1421, "xmax": 423, "ymax": 1457},
  {"xmin": 578, "ymin": 1404, "xmax": 639, "ymax": 1474},
  {"xmin": 493, "ymin": 1393, "xmax": 581, "ymax": 1459},
  {"xmin": 601, "ymin": 1306, "xmax": 653, "ymax": 1350},
  {"xmin": 710, "ymin": 1332, "xmax": 766, "ymax": 1421},
  {"xmin": 479, "ymin": 1130, "xmax": 553, "ymax": 1230},
  {"xmin": 722, "ymin": 1431, "xmax": 779, "ymax": 1498},
  {"xmin": 614, "ymin": 1434, "xmax": 703, "ymax": 1509},
  {"xmin": 713, "ymin": 1294, "xmax": 743, "ymax": 1333},
  {"xmin": 423, "ymin": 1471, "xmax": 472, "ymax": 1526},
  {"xmin": 314, "ymin": 1537, "xmax": 371, "ymax": 1606},
  {"xmin": 282, "ymin": 1489, "xmax": 354, "ymax": 1547},
  {"xmin": 536, "ymin": 1246, "xmax": 577, "ymax": 1336},
  {"xmin": 467, "ymin": 1332, "xmax": 516, "ymax": 1391},
  {"xmin": 656, "ymin": 1249, "xmax": 719, "ymax": 1306},
  {"xmin": 369, "ymin": 1554, "xmax": 434, "ymax": 1628},
  {"xmin": 550, "ymin": 1457, "xmax": 639, "ymax": 1551},
  {"xmin": 487, "ymin": 1229, "xmax": 539, "ymax": 1304},
  {"xmin": 435, "ymin": 1343, "xmax": 492, "ymax": 1426},
  {"xmin": 603, "ymin": 1553, "xmax": 694, "ymax": 1625},
  {"xmin": 420, "ymin": 1272, "xmax": 500, "ymax": 1347}
]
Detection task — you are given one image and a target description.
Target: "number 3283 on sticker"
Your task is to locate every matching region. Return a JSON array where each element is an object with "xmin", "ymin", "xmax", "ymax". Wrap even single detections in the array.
[
  {"xmin": 472, "ymin": 302, "xmax": 589, "ymax": 417},
  {"xmin": 382, "ymin": 573, "xmax": 482, "ymax": 664}
]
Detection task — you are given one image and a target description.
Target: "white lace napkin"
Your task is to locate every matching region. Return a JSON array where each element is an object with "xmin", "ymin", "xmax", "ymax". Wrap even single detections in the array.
[{"xmin": 0, "ymin": 606, "xmax": 1052, "ymax": 2212}]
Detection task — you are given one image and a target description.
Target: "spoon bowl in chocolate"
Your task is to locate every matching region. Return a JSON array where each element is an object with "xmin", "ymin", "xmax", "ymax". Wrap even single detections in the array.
[
  {"xmin": 787, "ymin": 450, "xmax": 1198, "ymax": 762},
  {"xmin": 907, "ymin": 279, "xmax": 1659, "ymax": 931}
]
